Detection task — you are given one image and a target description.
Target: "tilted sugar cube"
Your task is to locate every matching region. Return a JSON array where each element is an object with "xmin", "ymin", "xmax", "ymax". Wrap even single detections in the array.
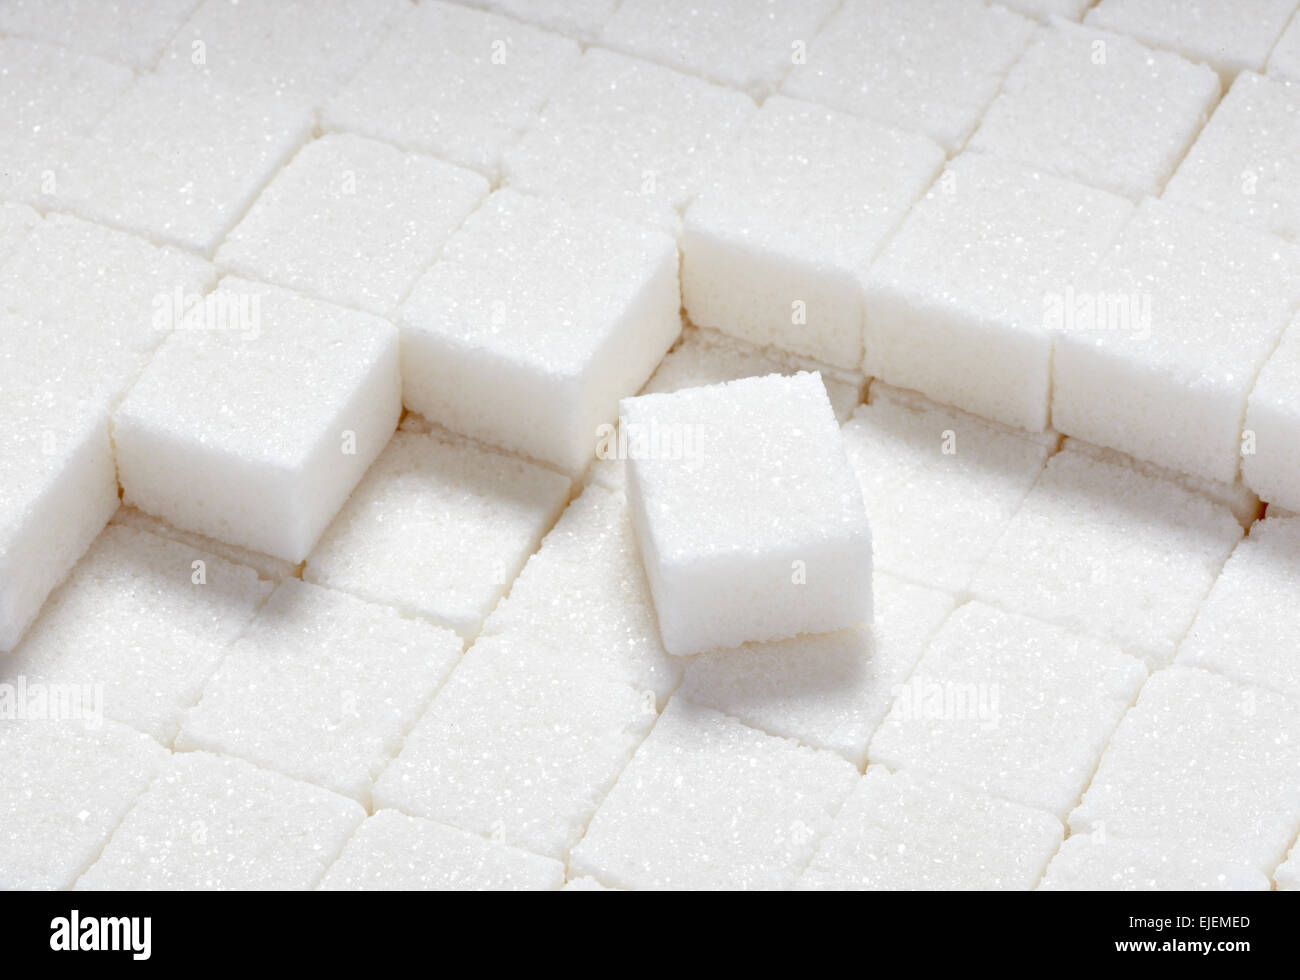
[
  {"xmin": 113, "ymin": 277, "xmax": 401, "ymax": 563},
  {"xmin": 1243, "ymin": 316, "xmax": 1300, "ymax": 510},
  {"xmin": 0, "ymin": 0, "xmax": 200, "ymax": 69},
  {"xmin": 1270, "ymin": 10, "xmax": 1300, "ymax": 81},
  {"xmin": 798, "ymin": 767, "xmax": 1063, "ymax": 891},
  {"xmin": 621, "ymin": 372, "xmax": 873, "ymax": 656},
  {"xmin": 682, "ymin": 96, "xmax": 944, "ymax": 370},
  {"xmin": 1039, "ymin": 834, "xmax": 1271, "ymax": 891},
  {"xmin": 401, "ymin": 189, "xmax": 680, "ymax": 475},
  {"xmin": 457, "ymin": 0, "xmax": 617, "ymax": 42}
]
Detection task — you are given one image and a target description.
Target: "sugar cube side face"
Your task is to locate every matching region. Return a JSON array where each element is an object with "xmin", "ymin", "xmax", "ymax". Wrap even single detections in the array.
[
  {"xmin": 863, "ymin": 153, "xmax": 1134, "ymax": 432},
  {"xmin": 76, "ymin": 751, "xmax": 365, "ymax": 890},
  {"xmin": 0, "ymin": 203, "xmax": 40, "ymax": 263},
  {"xmin": 501, "ymin": 48, "xmax": 756, "ymax": 233},
  {"xmin": 798, "ymin": 767, "xmax": 1064, "ymax": 891},
  {"xmin": 569, "ymin": 698, "xmax": 859, "ymax": 891},
  {"xmin": 0, "ymin": 720, "xmax": 167, "ymax": 890},
  {"xmin": 323, "ymin": 1, "xmax": 581, "ymax": 179},
  {"xmin": 401, "ymin": 189, "xmax": 680, "ymax": 475},
  {"xmin": 1243, "ymin": 317, "xmax": 1300, "ymax": 510},
  {"xmin": 621, "ymin": 373, "xmax": 873, "ymax": 656},
  {"xmin": 1269, "ymin": 11, "xmax": 1300, "ymax": 81},
  {"xmin": 113, "ymin": 277, "xmax": 401, "ymax": 563},
  {"xmin": 456, "ymin": 0, "xmax": 618, "ymax": 42},
  {"xmin": 1052, "ymin": 199, "xmax": 1300, "ymax": 483},
  {"xmin": 0, "ymin": 0, "xmax": 200, "ymax": 69},
  {"xmin": 681, "ymin": 95, "xmax": 944, "ymax": 370},
  {"xmin": 1039, "ymin": 834, "xmax": 1271, "ymax": 891},
  {"xmin": 970, "ymin": 448, "xmax": 1242, "ymax": 668},
  {"xmin": 318, "ymin": 810, "xmax": 565, "ymax": 891},
  {"xmin": 1070, "ymin": 666, "xmax": 1300, "ymax": 875},
  {"xmin": 177, "ymin": 580, "xmax": 461, "ymax": 805},
  {"xmin": 781, "ymin": 0, "xmax": 1035, "ymax": 153},
  {"xmin": 969, "ymin": 22, "xmax": 1220, "ymax": 201}
]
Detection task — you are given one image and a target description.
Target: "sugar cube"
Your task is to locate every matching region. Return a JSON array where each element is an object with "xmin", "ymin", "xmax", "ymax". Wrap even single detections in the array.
[
  {"xmin": 401, "ymin": 189, "xmax": 679, "ymax": 475},
  {"xmin": 0, "ymin": 203, "xmax": 39, "ymax": 263},
  {"xmin": 969, "ymin": 22, "xmax": 1220, "ymax": 201},
  {"xmin": 1039, "ymin": 834, "xmax": 1271, "ymax": 891},
  {"xmin": 0, "ymin": 0, "xmax": 201, "ymax": 69},
  {"xmin": 1243, "ymin": 316, "xmax": 1300, "ymax": 510},
  {"xmin": 111, "ymin": 506, "xmax": 296, "ymax": 583},
  {"xmin": 323, "ymin": 1, "xmax": 581, "ymax": 179},
  {"xmin": 798, "ymin": 767, "xmax": 1063, "ymax": 891},
  {"xmin": 1269, "ymin": 10, "xmax": 1300, "ymax": 81},
  {"xmin": 621, "ymin": 372, "xmax": 873, "ymax": 656},
  {"xmin": 682, "ymin": 96, "xmax": 944, "ymax": 369},
  {"xmin": 77, "ymin": 751, "xmax": 365, "ymax": 890},
  {"xmin": 113, "ymin": 277, "xmax": 401, "ymax": 563},
  {"xmin": 863, "ymin": 153, "xmax": 1134, "ymax": 431},
  {"xmin": 781, "ymin": 0, "xmax": 1034, "ymax": 152},
  {"xmin": 570, "ymin": 698, "xmax": 859, "ymax": 890},
  {"xmin": 318, "ymin": 810, "xmax": 565, "ymax": 891},
  {"xmin": 1052, "ymin": 199, "xmax": 1300, "ymax": 483}
]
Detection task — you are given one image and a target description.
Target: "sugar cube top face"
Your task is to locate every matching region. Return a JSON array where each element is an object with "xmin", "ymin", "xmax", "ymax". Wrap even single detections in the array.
[
  {"xmin": 863, "ymin": 153, "xmax": 1134, "ymax": 432},
  {"xmin": 1270, "ymin": 11, "xmax": 1300, "ymax": 81},
  {"xmin": 501, "ymin": 48, "xmax": 757, "ymax": 232},
  {"xmin": 457, "ymin": 0, "xmax": 618, "ymax": 42},
  {"xmin": 969, "ymin": 22, "xmax": 1220, "ymax": 201},
  {"xmin": 0, "ymin": 0, "xmax": 201, "ymax": 69},
  {"xmin": 401, "ymin": 189, "xmax": 680, "ymax": 474},
  {"xmin": 781, "ymin": 0, "xmax": 1035, "ymax": 152},
  {"xmin": 798, "ymin": 767, "xmax": 1064, "ymax": 891},
  {"xmin": 1164, "ymin": 72, "xmax": 1300, "ymax": 243},
  {"xmin": 682, "ymin": 96, "xmax": 945, "ymax": 370},
  {"xmin": 113, "ymin": 277, "xmax": 401, "ymax": 563},
  {"xmin": 1243, "ymin": 317, "xmax": 1300, "ymax": 510},
  {"xmin": 323, "ymin": 1, "xmax": 581, "ymax": 179},
  {"xmin": 1039, "ymin": 834, "xmax": 1271, "ymax": 891},
  {"xmin": 77, "ymin": 751, "xmax": 365, "ymax": 891},
  {"xmin": 318, "ymin": 810, "xmax": 565, "ymax": 891},
  {"xmin": 217, "ymin": 134, "xmax": 488, "ymax": 318},
  {"xmin": 570, "ymin": 698, "xmax": 859, "ymax": 891},
  {"xmin": 1052, "ymin": 199, "xmax": 1300, "ymax": 483},
  {"xmin": 621, "ymin": 373, "xmax": 873, "ymax": 656}
]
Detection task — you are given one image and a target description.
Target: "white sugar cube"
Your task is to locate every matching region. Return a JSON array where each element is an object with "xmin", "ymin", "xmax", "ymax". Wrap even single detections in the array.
[
  {"xmin": 599, "ymin": 0, "xmax": 839, "ymax": 98},
  {"xmin": 682, "ymin": 96, "xmax": 944, "ymax": 370},
  {"xmin": 621, "ymin": 372, "xmax": 873, "ymax": 656},
  {"xmin": 501, "ymin": 48, "xmax": 756, "ymax": 232},
  {"xmin": 1243, "ymin": 317, "xmax": 1300, "ymax": 510},
  {"xmin": 1071, "ymin": 666, "xmax": 1300, "ymax": 875},
  {"xmin": 372, "ymin": 634, "xmax": 657, "ymax": 860},
  {"xmin": 319, "ymin": 810, "xmax": 565, "ymax": 891},
  {"xmin": 781, "ymin": 0, "xmax": 1034, "ymax": 152},
  {"xmin": 0, "ymin": 203, "xmax": 39, "ymax": 262},
  {"xmin": 178, "ymin": 580, "xmax": 461, "ymax": 804},
  {"xmin": 870, "ymin": 602, "xmax": 1146, "ymax": 819},
  {"xmin": 971, "ymin": 449, "xmax": 1242, "ymax": 667},
  {"xmin": 0, "ymin": 720, "xmax": 167, "ymax": 890},
  {"xmin": 218, "ymin": 133, "xmax": 488, "ymax": 318},
  {"xmin": 678, "ymin": 573, "xmax": 954, "ymax": 766},
  {"xmin": 458, "ymin": 0, "xmax": 616, "ymax": 41},
  {"xmin": 323, "ymin": 1, "xmax": 581, "ymax": 179},
  {"xmin": 863, "ymin": 153, "xmax": 1133, "ymax": 431},
  {"xmin": 1053, "ymin": 199, "xmax": 1300, "ymax": 483},
  {"xmin": 401, "ymin": 189, "xmax": 679, "ymax": 475},
  {"xmin": 111, "ymin": 506, "xmax": 296, "ymax": 583},
  {"xmin": 77, "ymin": 751, "xmax": 365, "ymax": 890},
  {"xmin": 798, "ymin": 767, "xmax": 1063, "ymax": 891},
  {"xmin": 2, "ymin": 525, "xmax": 271, "ymax": 743},
  {"xmin": 114, "ymin": 277, "xmax": 400, "ymax": 563},
  {"xmin": 1270, "ymin": 11, "xmax": 1300, "ymax": 81},
  {"xmin": 0, "ymin": 0, "xmax": 201, "ymax": 69},
  {"xmin": 1039, "ymin": 834, "xmax": 1270, "ymax": 891},
  {"xmin": 969, "ymin": 22, "xmax": 1219, "ymax": 200},
  {"xmin": 570, "ymin": 698, "xmax": 859, "ymax": 890},
  {"xmin": 306, "ymin": 429, "xmax": 570, "ymax": 637}
]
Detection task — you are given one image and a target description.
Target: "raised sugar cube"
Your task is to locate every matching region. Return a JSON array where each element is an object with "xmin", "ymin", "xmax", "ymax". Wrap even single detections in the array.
[
  {"xmin": 0, "ymin": 203, "xmax": 39, "ymax": 263},
  {"xmin": 77, "ymin": 751, "xmax": 365, "ymax": 890},
  {"xmin": 971, "ymin": 448, "xmax": 1242, "ymax": 667},
  {"xmin": 501, "ymin": 48, "xmax": 756, "ymax": 232},
  {"xmin": 372, "ymin": 634, "xmax": 657, "ymax": 860},
  {"xmin": 113, "ymin": 277, "xmax": 401, "ymax": 563},
  {"xmin": 305, "ymin": 429, "xmax": 570, "ymax": 637},
  {"xmin": 570, "ymin": 698, "xmax": 859, "ymax": 890},
  {"xmin": 621, "ymin": 372, "xmax": 873, "ymax": 656},
  {"xmin": 1039, "ymin": 834, "xmax": 1270, "ymax": 891},
  {"xmin": 0, "ymin": 719, "xmax": 167, "ymax": 890},
  {"xmin": 798, "ymin": 767, "xmax": 1063, "ymax": 891},
  {"xmin": 401, "ymin": 189, "xmax": 679, "ymax": 474},
  {"xmin": 1243, "ymin": 317, "xmax": 1300, "ymax": 510},
  {"xmin": 1052, "ymin": 199, "xmax": 1300, "ymax": 482},
  {"xmin": 318, "ymin": 810, "xmax": 565, "ymax": 891},
  {"xmin": 323, "ymin": 1, "xmax": 581, "ymax": 179},
  {"xmin": 781, "ymin": 0, "xmax": 1034, "ymax": 152},
  {"xmin": 0, "ymin": 0, "xmax": 201, "ymax": 69},
  {"xmin": 969, "ymin": 22, "xmax": 1220, "ymax": 200},
  {"xmin": 869, "ymin": 602, "xmax": 1146, "ymax": 819},
  {"xmin": 863, "ymin": 153, "xmax": 1133, "ymax": 431},
  {"xmin": 1270, "ymin": 11, "xmax": 1300, "ymax": 81},
  {"xmin": 678, "ymin": 573, "xmax": 954, "ymax": 766},
  {"xmin": 1071, "ymin": 666, "xmax": 1300, "ymax": 875},
  {"xmin": 217, "ymin": 133, "xmax": 488, "ymax": 318},
  {"xmin": 178, "ymin": 580, "xmax": 460, "ymax": 804},
  {"xmin": 111, "ymin": 506, "xmax": 296, "ymax": 583},
  {"xmin": 682, "ymin": 96, "xmax": 944, "ymax": 369}
]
